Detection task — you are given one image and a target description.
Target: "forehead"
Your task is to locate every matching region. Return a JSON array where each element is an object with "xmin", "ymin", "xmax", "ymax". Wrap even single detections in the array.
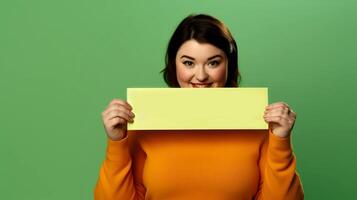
[{"xmin": 176, "ymin": 39, "xmax": 225, "ymax": 59}]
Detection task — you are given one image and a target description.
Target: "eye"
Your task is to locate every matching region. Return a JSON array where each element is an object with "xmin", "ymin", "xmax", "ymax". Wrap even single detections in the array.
[
  {"xmin": 183, "ymin": 60, "xmax": 194, "ymax": 67},
  {"xmin": 208, "ymin": 60, "xmax": 220, "ymax": 67}
]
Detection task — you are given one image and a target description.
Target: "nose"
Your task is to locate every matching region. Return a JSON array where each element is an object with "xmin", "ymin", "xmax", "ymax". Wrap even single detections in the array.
[{"xmin": 195, "ymin": 65, "xmax": 209, "ymax": 82}]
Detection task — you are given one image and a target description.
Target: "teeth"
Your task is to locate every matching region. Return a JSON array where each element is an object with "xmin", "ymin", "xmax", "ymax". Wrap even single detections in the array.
[{"xmin": 192, "ymin": 84, "xmax": 211, "ymax": 88}]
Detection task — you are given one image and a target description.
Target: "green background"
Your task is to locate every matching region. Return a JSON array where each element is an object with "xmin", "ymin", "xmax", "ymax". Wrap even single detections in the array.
[{"xmin": 1, "ymin": 0, "xmax": 356, "ymax": 199}]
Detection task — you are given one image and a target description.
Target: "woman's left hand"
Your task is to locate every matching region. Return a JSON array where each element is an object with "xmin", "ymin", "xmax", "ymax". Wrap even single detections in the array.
[{"xmin": 263, "ymin": 102, "xmax": 296, "ymax": 138}]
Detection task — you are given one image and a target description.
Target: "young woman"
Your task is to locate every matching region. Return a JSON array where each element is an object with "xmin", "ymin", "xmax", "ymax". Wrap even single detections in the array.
[{"xmin": 94, "ymin": 14, "xmax": 304, "ymax": 200}]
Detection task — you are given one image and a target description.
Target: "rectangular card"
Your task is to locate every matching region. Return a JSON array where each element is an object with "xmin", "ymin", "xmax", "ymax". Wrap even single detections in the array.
[{"xmin": 127, "ymin": 88, "xmax": 268, "ymax": 130}]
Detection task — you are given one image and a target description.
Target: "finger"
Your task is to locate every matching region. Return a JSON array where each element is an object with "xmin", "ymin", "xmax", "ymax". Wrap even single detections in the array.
[
  {"xmin": 105, "ymin": 110, "xmax": 133, "ymax": 123},
  {"xmin": 267, "ymin": 101, "xmax": 289, "ymax": 107},
  {"xmin": 264, "ymin": 113, "xmax": 290, "ymax": 120},
  {"xmin": 265, "ymin": 105, "xmax": 287, "ymax": 112},
  {"xmin": 107, "ymin": 117, "xmax": 126, "ymax": 128},
  {"xmin": 104, "ymin": 104, "xmax": 135, "ymax": 118},
  {"xmin": 264, "ymin": 109, "xmax": 296, "ymax": 122},
  {"xmin": 266, "ymin": 102, "xmax": 289, "ymax": 110},
  {"xmin": 115, "ymin": 106, "xmax": 135, "ymax": 118},
  {"xmin": 108, "ymin": 116, "xmax": 132, "ymax": 128},
  {"xmin": 108, "ymin": 99, "xmax": 132, "ymax": 110},
  {"xmin": 266, "ymin": 108, "xmax": 297, "ymax": 121},
  {"xmin": 264, "ymin": 107, "xmax": 289, "ymax": 116},
  {"xmin": 108, "ymin": 99, "xmax": 132, "ymax": 111},
  {"xmin": 107, "ymin": 110, "xmax": 133, "ymax": 122},
  {"xmin": 263, "ymin": 116, "xmax": 285, "ymax": 125},
  {"xmin": 264, "ymin": 116, "xmax": 293, "ymax": 126},
  {"xmin": 289, "ymin": 109, "xmax": 297, "ymax": 118}
]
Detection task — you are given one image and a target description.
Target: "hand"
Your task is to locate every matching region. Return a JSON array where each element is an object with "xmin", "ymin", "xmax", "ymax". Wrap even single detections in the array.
[
  {"xmin": 263, "ymin": 102, "xmax": 296, "ymax": 138},
  {"xmin": 101, "ymin": 99, "xmax": 135, "ymax": 141}
]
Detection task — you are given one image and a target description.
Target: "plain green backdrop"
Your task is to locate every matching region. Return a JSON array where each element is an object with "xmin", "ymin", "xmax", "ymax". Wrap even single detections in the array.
[{"xmin": 1, "ymin": 0, "xmax": 356, "ymax": 199}]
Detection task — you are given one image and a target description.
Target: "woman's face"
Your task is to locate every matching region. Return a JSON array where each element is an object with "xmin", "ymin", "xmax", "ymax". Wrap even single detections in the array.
[{"xmin": 175, "ymin": 39, "xmax": 228, "ymax": 88}]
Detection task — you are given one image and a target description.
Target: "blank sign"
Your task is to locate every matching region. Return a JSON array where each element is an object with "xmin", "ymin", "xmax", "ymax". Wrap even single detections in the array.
[{"xmin": 127, "ymin": 88, "xmax": 268, "ymax": 130}]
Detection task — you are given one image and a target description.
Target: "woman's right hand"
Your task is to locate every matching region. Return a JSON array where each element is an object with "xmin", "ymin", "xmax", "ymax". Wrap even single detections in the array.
[{"xmin": 101, "ymin": 99, "xmax": 135, "ymax": 141}]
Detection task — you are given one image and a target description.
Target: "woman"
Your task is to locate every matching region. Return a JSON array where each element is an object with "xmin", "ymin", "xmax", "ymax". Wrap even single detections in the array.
[{"xmin": 94, "ymin": 14, "xmax": 304, "ymax": 199}]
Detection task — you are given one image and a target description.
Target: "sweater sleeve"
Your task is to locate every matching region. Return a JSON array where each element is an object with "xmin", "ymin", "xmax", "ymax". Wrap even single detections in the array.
[
  {"xmin": 255, "ymin": 129, "xmax": 304, "ymax": 200},
  {"xmin": 94, "ymin": 135, "xmax": 146, "ymax": 200}
]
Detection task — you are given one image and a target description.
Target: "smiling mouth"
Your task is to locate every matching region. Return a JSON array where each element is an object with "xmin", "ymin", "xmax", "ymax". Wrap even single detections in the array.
[{"xmin": 191, "ymin": 83, "xmax": 213, "ymax": 88}]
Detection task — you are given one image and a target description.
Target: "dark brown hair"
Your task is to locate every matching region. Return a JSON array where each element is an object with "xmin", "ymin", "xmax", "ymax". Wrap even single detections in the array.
[{"xmin": 161, "ymin": 14, "xmax": 240, "ymax": 87}]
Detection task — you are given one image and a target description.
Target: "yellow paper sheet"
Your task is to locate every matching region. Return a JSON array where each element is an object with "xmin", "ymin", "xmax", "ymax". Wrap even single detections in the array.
[{"xmin": 127, "ymin": 88, "xmax": 268, "ymax": 130}]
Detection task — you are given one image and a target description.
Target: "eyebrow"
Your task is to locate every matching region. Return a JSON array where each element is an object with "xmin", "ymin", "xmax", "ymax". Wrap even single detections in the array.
[{"xmin": 180, "ymin": 55, "xmax": 223, "ymax": 61}]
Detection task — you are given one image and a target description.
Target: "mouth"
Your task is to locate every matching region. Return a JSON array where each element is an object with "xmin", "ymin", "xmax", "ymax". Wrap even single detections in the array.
[{"xmin": 191, "ymin": 83, "xmax": 213, "ymax": 88}]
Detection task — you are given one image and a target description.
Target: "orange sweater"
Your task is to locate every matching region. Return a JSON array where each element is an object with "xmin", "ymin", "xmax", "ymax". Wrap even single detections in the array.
[{"xmin": 94, "ymin": 129, "xmax": 304, "ymax": 200}]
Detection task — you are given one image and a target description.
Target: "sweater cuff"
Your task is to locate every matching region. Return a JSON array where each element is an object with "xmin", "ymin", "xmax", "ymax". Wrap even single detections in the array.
[
  {"xmin": 268, "ymin": 129, "xmax": 294, "ymax": 164},
  {"xmin": 106, "ymin": 135, "xmax": 131, "ymax": 162}
]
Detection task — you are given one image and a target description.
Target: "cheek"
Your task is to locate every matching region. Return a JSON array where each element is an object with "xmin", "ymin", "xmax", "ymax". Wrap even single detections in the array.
[
  {"xmin": 211, "ymin": 65, "xmax": 228, "ymax": 83},
  {"xmin": 176, "ymin": 64, "xmax": 192, "ymax": 83}
]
